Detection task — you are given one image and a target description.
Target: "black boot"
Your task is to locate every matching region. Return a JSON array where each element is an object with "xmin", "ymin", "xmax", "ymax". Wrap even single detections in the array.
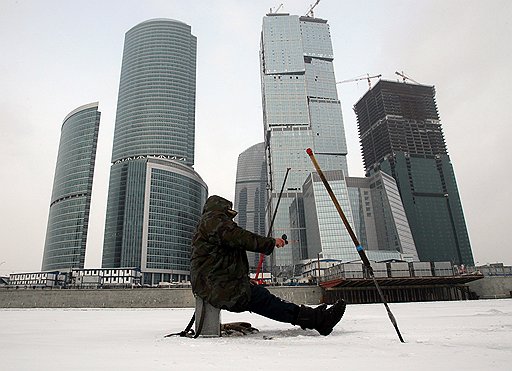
[{"xmin": 294, "ymin": 300, "xmax": 346, "ymax": 336}]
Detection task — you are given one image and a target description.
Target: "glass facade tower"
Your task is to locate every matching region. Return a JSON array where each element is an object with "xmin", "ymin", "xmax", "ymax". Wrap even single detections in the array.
[
  {"xmin": 260, "ymin": 14, "xmax": 349, "ymax": 272},
  {"xmin": 302, "ymin": 170, "xmax": 406, "ymax": 263},
  {"xmin": 102, "ymin": 19, "xmax": 207, "ymax": 284},
  {"xmin": 302, "ymin": 170, "xmax": 356, "ymax": 261},
  {"xmin": 346, "ymin": 172, "xmax": 419, "ymax": 261},
  {"xmin": 234, "ymin": 143, "xmax": 268, "ymax": 272},
  {"xmin": 354, "ymin": 80, "xmax": 473, "ymax": 265},
  {"xmin": 112, "ymin": 18, "xmax": 197, "ymax": 166},
  {"xmin": 42, "ymin": 102, "xmax": 101, "ymax": 271}
]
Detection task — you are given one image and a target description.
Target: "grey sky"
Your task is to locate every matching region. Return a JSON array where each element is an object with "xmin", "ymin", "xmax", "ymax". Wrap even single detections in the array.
[{"xmin": 1, "ymin": 0, "xmax": 511, "ymax": 275}]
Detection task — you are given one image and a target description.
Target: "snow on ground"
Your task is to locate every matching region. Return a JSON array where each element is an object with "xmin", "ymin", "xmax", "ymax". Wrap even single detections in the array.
[{"xmin": 1, "ymin": 299, "xmax": 511, "ymax": 371}]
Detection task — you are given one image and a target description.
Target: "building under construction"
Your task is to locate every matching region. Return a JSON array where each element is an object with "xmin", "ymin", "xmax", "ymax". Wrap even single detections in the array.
[{"xmin": 353, "ymin": 80, "xmax": 474, "ymax": 266}]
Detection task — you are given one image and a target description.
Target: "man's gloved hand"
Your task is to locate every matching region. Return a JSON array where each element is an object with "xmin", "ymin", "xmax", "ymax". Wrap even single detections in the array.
[{"xmin": 275, "ymin": 237, "xmax": 286, "ymax": 248}]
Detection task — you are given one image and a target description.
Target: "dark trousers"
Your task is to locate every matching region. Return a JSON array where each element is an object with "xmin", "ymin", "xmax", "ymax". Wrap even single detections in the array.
[{"xmin": 248, "ymin": 284, "xmax": 300, "ymax": 324}]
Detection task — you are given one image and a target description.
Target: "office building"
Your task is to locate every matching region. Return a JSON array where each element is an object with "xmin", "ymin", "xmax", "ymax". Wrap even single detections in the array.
[
  {"xmin": 302, "ymin": 170, "xmax": 356, "ymax": 261},
  {"xmin": 302, "ymin": 170, "xmax": 406, "ymax": 263},
  {"xmin": 42, "ymin": 102, "xmax": 101, "ymax": 271},
  {"xmin": 234, "ymin": 143, "xmax": 268, "ymax": 272},
  {"xmin": 260, "ymin": 13, "xmax": 349, "ymax": 272},
  {"xmin": 346, "ymin": 171, "xmax": 419, "ymax": 261},
  {"xmin": 102, "ymin": 19, "xmax": 207, "ymax": 285},
  {"xmin": 112, "ymin": 18, "xmax": 197, "ymax": 166},
  {"xmin": 354, "ymin": 80, "xmax": 473, "ymax": 265}
]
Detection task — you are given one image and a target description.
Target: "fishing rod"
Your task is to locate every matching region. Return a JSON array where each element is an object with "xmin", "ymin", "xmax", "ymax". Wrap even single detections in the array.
[
  {"xmin": 306, "ymin": 148, "xmax": 405, "ymax": 343},
  {"xmin": 255, "ymin": 167, "xmax": 291, "ymax": 280}
]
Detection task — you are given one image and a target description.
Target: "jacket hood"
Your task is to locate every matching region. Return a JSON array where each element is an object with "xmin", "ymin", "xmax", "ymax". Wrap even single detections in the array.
[{"xmin": 203, "ymin": 195, "xmax": 233, "ymax": 214}]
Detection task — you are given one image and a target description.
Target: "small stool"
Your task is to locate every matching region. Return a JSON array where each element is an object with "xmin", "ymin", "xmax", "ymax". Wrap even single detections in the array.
[{"xmin": 195, "ymin": 296, "xmax": 221, "ymax": 337}]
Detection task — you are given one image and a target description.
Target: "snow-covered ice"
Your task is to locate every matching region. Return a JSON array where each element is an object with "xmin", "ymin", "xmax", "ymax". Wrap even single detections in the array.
[{"xmin": 1, "ymin": 299, "xmax": 511, "ymax": 370}]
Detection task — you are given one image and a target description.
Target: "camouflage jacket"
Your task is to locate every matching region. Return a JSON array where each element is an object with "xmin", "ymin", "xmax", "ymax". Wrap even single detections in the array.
[{"xmin": 190, "ymin": 195, "xmax": 275, "ymax": 312}]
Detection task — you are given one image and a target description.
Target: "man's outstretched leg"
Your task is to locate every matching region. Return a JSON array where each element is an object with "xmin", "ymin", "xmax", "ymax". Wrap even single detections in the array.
[
  {"xmin": 248, "ymin": 284, "xmax": 346, "ymax": 336},
  {"xmin": 248, "ymin": 284, "xmax": 300, "ymax": 324}
]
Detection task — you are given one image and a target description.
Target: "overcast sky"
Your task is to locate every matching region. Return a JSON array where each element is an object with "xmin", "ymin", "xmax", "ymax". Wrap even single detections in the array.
[{"xmin": 1, "ymin": 0, "xmax": 511, "ymax": 274}]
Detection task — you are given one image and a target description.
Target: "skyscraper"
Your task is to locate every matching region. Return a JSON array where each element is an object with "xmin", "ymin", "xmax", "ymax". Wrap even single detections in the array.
[
  {"xmin": 42, "ymin": 102, "xmax": 101, "ymax": 271},
  {"xmin": 302, "ymin": 170, "xmax": 356, "ymax": 261},
  {"xmin": 234, "ymin": 142, "xmax": 268, "ymax": 271},
  {"xmin": 260, "ymin": 13, "xmax": 349, "ymax": 272},
  {"xmin": 301, "ymin": 170, "xmax": 409, "ymax": 263},
  {"xmin": 102, "ymin": 19, "xmax": 207, "ymax": 285},
  {"xmin": 354, "ymin": 80, "xmax": 473, "ymax": 265},
  {"xmin": 346, "ymin": 172, "xmax": 419, "ymax": 261},
  {"xmin": 112, "ymin": 18, "xmax": 197, "ymax": 166}
]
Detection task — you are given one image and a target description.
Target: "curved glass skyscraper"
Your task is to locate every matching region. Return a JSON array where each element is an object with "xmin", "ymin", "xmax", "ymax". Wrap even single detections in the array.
[
  {"xmin": 234, "ymin": 142, "xmax": 268, "ymax": 271},
  {"xmin": 112, "ymin": 18, "xmax": 196, "ymax": 165},
  {"xmin": 103, "ymin": 19, "xmax": 207, "ymax": 284},
  {"xmin": 42, "ymin": 102, "xmax": 101, "ymax": 271}
]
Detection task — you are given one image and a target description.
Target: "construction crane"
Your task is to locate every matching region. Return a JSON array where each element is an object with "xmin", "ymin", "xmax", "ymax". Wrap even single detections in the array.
[
  {"xmin": 306, "ymin": 0, "xmax": 321, "ymax": 17},
  {"xmin": 269, "ymin": 3, "xmax": 283, "ymax": 14},
  {"xmin": 336, "ymin": 73, "xmax": 382, "ymax": 90},
  {"xmin": 395, "ymin": 71, "xmax": 420, "ymax": 84}
]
